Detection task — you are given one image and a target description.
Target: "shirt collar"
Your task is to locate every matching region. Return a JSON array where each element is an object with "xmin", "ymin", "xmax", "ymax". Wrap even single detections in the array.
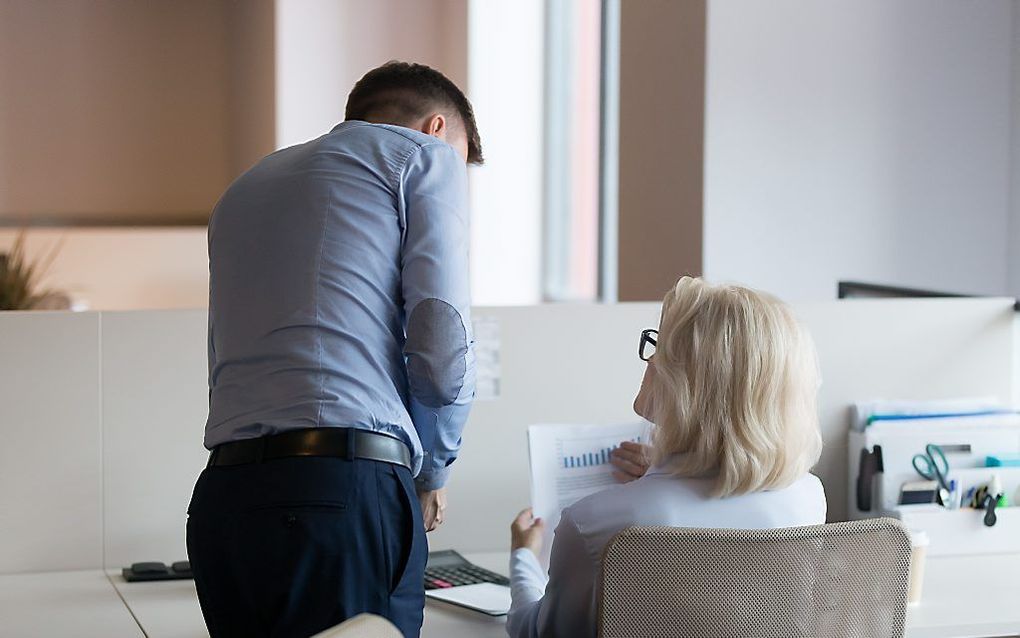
[{"xmin": 330, "ymin": 120, "xmax": 363, "ymax": 134}]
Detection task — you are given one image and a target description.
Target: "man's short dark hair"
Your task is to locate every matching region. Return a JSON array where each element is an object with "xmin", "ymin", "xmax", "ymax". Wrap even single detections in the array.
[{"xmin": 345, "ymin": 61, "xmax": 483, "ymax": 165}]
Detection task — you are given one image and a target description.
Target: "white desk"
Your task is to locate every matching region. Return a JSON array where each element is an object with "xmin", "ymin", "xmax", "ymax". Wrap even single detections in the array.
[
  {"xmin": 105, "ymin": 571, "xmax": 204, "ymax": 638},
  {"xmin": 105, "ymin": 552, "xmax": 509, "ymax": 638},
  {"xmin": 0, "ymin": 570, "xmax": 142, "ymax": 637},
  {"xmin": 105, "ymin": 552, "xmax": 1020, "ymax": 638},
  {"xmin": 905, "ymin": 553, "xmax": 1020, "ymax": 638}
]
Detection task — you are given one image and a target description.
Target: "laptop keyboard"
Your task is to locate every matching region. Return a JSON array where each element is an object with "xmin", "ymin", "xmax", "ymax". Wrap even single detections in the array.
[{"xmin": 424, "ymin": 564, "xmax": 510, "ymax": 590}]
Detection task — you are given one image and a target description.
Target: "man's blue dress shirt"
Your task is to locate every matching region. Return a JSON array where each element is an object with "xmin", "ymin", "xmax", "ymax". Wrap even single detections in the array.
[{"xmin": 205, "ymin": 121, "xmax": 475, "ymax": 491}]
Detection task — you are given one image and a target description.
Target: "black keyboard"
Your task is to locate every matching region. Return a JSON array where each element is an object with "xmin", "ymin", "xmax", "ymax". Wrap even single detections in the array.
[{"xmin": 424, "ymin": 549, "xmax": 510, "ymax": 590}]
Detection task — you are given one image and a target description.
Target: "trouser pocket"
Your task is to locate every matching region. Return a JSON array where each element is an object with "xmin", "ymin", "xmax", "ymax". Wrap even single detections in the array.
[{"xmin": 379, "ymin": 463, "xmax": 428, "ymax": 638}]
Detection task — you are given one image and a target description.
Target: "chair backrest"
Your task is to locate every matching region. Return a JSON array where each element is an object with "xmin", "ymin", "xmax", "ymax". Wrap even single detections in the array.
[
  {"xmin": 310, "ymin": 613, "xmax": 402, "ymax": 638},
  {"xmin": 598, "ymin": 518, "xmax": 911, "ymax": 638}
]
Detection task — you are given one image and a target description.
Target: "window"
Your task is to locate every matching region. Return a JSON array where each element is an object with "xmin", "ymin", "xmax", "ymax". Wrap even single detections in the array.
[{"xmin": 467, "ymin": 0, "xmax": 615, "ymax": 304}]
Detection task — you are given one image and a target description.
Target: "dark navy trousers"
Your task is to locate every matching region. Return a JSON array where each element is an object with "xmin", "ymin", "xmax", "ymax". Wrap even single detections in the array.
[{"xmin": 186, "ymin": 456, "xmax": 427, "ymax": 638}]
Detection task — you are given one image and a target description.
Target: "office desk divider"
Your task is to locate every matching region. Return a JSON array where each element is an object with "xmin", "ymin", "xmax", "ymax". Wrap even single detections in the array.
[{"xmin": 0, "ymin": 298, "xmax": 1014, "ymax": 575}]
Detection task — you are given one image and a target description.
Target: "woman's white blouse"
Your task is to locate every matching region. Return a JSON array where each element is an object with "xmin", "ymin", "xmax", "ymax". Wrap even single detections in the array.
[{"xmin": 506, "ymin": 463, "xmax": 827, "ymax": 638}]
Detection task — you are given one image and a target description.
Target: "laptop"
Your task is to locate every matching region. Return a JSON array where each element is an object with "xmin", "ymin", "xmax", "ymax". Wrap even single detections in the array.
[{"xmin": 423, "ymin": 550, "xmax": 512, "ymax": 616}]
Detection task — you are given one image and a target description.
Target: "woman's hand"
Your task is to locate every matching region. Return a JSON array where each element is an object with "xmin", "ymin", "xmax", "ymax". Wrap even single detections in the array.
[
  {"xmin": 610, "ymin": 441, "xmax": 651, "ymax": 483},
  {"xmin": 511, "ymin": 508, "xmax": 545, "ymax": 556}
]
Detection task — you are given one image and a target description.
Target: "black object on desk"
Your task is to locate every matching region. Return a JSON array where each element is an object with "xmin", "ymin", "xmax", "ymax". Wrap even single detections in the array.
[
  {"xmin": 856, "ymin": 445, "xmax": 883, "ymax": 512},
  {"xmin": 424, "ymin": 550, "xmax": 509, "ymax": 590},
  {"xmin": 122, "ymin": 560, "xmax": 193, "ymax": 582}
]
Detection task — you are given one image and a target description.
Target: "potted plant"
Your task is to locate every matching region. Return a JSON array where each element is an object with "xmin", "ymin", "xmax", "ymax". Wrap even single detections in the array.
[{"xmin": 0, "ymin": 231, "xmax": 69, "ymax": 310}]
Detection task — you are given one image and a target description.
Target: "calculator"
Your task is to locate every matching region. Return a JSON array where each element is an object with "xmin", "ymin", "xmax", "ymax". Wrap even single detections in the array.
[{"xmin": 424, "ymin": 550, "xmax": 510, "ymax": 589}]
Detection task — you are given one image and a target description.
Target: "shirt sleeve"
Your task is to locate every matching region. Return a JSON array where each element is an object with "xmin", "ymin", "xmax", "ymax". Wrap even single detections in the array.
[
  {"xmin": 506, "ymin": 510, "xmax": 601, "ymax": 638},
  {"xmin": 399, "ymin": 142, "xmax": 476, "ymax": 492}
]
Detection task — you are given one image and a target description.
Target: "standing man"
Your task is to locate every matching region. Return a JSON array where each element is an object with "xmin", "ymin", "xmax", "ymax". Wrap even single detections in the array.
[{"xmin": 187, "ymin": 61, "xmax": 482, "ymax": 638}]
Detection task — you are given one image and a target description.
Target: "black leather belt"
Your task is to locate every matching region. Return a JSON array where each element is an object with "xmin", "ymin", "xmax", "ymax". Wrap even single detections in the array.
[{"xmin": 208, "ymin": 427, "xmax": 412, "ymax": 471}]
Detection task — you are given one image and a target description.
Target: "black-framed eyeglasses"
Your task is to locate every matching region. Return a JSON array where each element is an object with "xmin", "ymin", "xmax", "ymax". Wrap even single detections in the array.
[{"xmin": 639, "ymin": 328, "xmax": 658, "ymax": 362}]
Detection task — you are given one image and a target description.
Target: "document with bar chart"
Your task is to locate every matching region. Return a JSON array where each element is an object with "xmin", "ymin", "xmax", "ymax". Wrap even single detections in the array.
[{"xmin": 527, "ymin": 422, "xmax": 650, "ymax": 565}]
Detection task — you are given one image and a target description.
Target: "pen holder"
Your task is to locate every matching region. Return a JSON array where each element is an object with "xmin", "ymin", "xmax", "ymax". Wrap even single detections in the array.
[{"xmin": 884, "ymin": 467, "xmax": 1020, "ymax": 557}]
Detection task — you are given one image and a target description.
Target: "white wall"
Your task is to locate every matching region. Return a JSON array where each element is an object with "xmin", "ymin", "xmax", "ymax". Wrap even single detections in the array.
[
  {"xmin": 1009, "ymin": 4, "xmax": 1020, "ymax": 296},
  {"xmin": 273, "ymin": 0, "xmax": 347, "ymax": 148},
  {"xmin": 274, "ymin": 0, "xmax": 468, "ymax": 149},
  {"xmin": 704, "ymin": 0, "xmax": 1016, "ymax": 301}
]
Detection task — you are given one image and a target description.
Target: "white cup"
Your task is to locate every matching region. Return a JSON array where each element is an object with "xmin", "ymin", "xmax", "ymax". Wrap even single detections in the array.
[{"xmin": 907, "ymin": 529, "xmax": 929, "ymax": 606}]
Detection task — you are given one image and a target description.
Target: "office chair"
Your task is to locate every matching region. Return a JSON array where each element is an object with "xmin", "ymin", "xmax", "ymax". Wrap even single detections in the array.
[
  {"xmin": 598, "ymin": 518, "xmax": 911, "ymax": 638},
  {"xmin": 310, "ymin": 613, "xmax": 402, "ymax": 638}
]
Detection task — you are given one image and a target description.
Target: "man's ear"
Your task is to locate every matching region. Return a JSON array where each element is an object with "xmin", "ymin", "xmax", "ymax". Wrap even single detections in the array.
[{"xmin": 423, "ymin": 113, "xmax": 447, "ymax": 138}]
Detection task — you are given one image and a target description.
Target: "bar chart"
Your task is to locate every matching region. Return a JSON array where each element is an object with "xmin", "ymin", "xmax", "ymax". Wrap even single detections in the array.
[{"xmin": 559, "ymin": 436, "xmax": 642, "ymax": 469}]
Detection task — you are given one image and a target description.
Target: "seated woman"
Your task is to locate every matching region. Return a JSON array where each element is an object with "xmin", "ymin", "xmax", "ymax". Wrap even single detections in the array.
[{"xmin": 506, "ymin": 277, "xmax": 826, "ymax": 638}]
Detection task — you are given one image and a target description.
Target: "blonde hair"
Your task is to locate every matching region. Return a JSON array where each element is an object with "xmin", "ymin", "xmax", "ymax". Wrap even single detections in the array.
[{"xmin": 648, "ymin": 277, "xmax": 822, "ymax": 497}]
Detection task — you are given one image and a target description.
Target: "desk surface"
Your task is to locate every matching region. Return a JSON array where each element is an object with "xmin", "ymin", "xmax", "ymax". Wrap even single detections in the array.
[
  {"xmin": 0, "ymin": 570, "xmax": 143, "ymax": 637},
  {"xmin": 105, "ymin": 552, "xmax": 1020, "ymax": 638},
  {"xmin": 106, "ymin": 553, "xmax": 511, "ymax": 638},
  {"xmin": 905, "ymin": 553, "xmax": 1020, "ymax": 638}
]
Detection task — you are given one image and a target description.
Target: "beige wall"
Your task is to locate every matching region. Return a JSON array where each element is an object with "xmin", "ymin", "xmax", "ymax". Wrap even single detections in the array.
[
  {"xmin": 0, "ymin": 228, "xmax": 208, "ymax": 310},
  {"xmin": 0, "ymin": 0, "xmax": 467, "ymax": 225},
  {"xmin": 225, "ymin": 0, "xmax": 277, "ymax": 180},
  {"xmin": 0, "ymin": 1, "xmax": 470, "ymax": 311},
  {"xmin": 617, "ymin": 0, "xmax": 706, "ymax": 301},
  {"xmin": 0, "ymin": 1, "xmax": 235, "ymax": 224}
]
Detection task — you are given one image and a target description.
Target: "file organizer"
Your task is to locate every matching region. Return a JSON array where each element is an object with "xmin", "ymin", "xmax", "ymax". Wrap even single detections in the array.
[{"xmin": 848, "ymin": 414, "xmax": 1020, "ymax": 556}]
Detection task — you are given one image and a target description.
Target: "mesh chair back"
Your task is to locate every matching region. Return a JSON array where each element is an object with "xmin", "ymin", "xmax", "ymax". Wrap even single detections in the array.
[{"xmin": 599, "ymin": 518, "xmax": 911, "ymax": 638}]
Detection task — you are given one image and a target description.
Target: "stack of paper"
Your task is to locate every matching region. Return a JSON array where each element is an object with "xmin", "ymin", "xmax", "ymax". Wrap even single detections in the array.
[{"xmin": 850, "ymin": 397, "xmax": 1012, "ymax": 431}]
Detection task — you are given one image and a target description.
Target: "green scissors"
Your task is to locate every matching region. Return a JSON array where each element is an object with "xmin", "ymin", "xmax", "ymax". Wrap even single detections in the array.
[{"xmin": 912, "ymin": 444, "xmax": 950, "ymax": 497}]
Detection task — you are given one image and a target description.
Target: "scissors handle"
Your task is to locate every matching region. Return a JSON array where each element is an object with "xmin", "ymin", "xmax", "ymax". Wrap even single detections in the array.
[
  {"xmin": 912, "ymin": 445, "xmax": 950, "ymax": 488},
  {"xmin": 925, "ymin": 444, "xmax": 950, "ymax": 474},
  {"xmin": 911, "ymin": 454, "xmax": 935, "ymax": 480}
]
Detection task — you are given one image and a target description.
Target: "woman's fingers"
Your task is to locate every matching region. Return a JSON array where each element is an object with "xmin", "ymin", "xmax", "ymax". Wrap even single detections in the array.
[
  {"xmin": 612, "ymin": 469, "xmax": 638, "ymax": 484},
  {"xmin": 618, "ymin": 441, "xmax": 653, "ymax": 464},
  {"xmin": 611, "ymin": 441, "xmax": 650, "ymax": 481},
  {"xmin": 618, "ymin": 441, "xmax": 647, "ymax": 454},
  {"xmin": 613, "ymin": 442, "xmax": 647, "ymax": 465},
  {"xmin": 511, "ymin": 508, "xmax": 546, "ymax": 553},
  {"xmin": 511, "ymin": 508, "xmax": 534, "ymax": 531},
  {"xmin": 610, "ymin": 454, "xmax": 646, "ymax": 480}
]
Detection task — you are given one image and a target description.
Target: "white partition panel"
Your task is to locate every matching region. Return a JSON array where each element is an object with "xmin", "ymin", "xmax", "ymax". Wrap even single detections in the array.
[
  {"xmin": 101, "ymin": 310, "xmax": 209, "ymax": 569},
  {"xmin": 432, "ymin": 303, "xmax": 658, "ymax": 550},
  {"xmin": 4, "ymin": 298, "xmax": 1013, "ymax": 569},
  {"xmin": 0, "ymin": 312, "xmax": 103, "ymax": 573},
  {"xmin": 76, "ymin": 299, "xmax": 1020, "ymax": 558},
  {"xmin": 798, "ymin": 298, "xmax": 1014, "ymax": 522},
  {"xmin": 434, "ymin": 298, "xmax": 1016, "ymax": 549},
  {"xmin": 92, "ymin": 304, "xmax": 662, "ymax": 557}
]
